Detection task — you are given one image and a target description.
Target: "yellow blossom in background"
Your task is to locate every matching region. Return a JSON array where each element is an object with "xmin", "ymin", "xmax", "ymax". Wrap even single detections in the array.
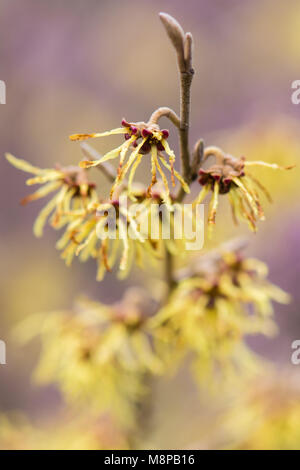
[
  {"xmin": 15, "ymin": 289, "xmax": 163, "ymax": 428},
  {"xmin": 0, "ymin": 412, "xmax": 128, "ymax": 450},
  {"xmin": 225, "ymin": 372, "xmax": 300, "ymax": 450},
  {"xmin": 151, "ymin": 242, "xmax": 290, "ymax": 384},
  {"xmin": 2, "ymin": 5, "xmax": 297, "ymax": 451}
]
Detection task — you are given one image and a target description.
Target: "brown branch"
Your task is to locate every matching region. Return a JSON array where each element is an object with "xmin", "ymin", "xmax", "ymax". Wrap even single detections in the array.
[
  {"xmin": 191, "ymin": 138, "xmax": 204, "ymax": 181},
  {"xmin": 159, "ymin": 13, "xmax": 194, "ymax": 204},
  {"xmin": 159, "ymin": 12, "xmax": 195, "ymax": 294},
  {"xmin": 148, "ymin": 107, "xmax": 180, "ymax": 128}
]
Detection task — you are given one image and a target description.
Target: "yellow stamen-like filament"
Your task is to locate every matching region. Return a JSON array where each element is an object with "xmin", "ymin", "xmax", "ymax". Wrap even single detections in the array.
[
  {"xmin": 244, "ymin": 161, "xmax": 295, "ymax": 170},
  {"xmin": 20, "ymin": 181, "xmax": 61, "ymax": 205},
  {"xmin": 192, "ymin": 184, "xmax": 211, "ymax": 207},
  {"xmin": 247, "ymin": 173, "xmax": 273, "ymax": 203},
  {"xmin": 109, "ymin": 139, "xmax": 147, "ymax": 199},
  {"xmin": 5, "ymin": 153, "xmax": 42, "ymax": 175},
  {"xmin": 147, "ymin": 146, "xmax": 158, "ymax": 195},
  {"xmin": 69, "ymin": 128, "xmax": 127, "ymax": 141},
  {"xmin": 118, "ymin": 136, "xmax": 136, "ymax": 174},
  {"xmin": 128, "ymin": 154, "xmax": 143, "ymax": 199},
  {"xmin": 79, "ymin": 142, "xmax": 129, "ymax": 169},
  {"xmin": 33, "ymin": 191, "xmax": 62, "ymax": 237},
  {"xmin": 26, "ymin": 170, "xmax": 63, "ymax": 186},
  {"xmin": 232, "ymin": 177, "xmax": 259, "ymax": 218},
  {"xmin": 158, "ymin": 157, "xmax": 190, "ymax": 193},
  {"xmin": 152, "ymin": 149, "xmax": 170, "ymax": 200},
  {"xmin": 208, "ymin": 182, "xmax": 219, "ymax": 237}
]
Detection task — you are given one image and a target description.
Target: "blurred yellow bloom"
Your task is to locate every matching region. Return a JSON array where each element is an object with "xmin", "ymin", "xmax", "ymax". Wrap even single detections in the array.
[
  {"xmin": 0, "ymin": 411, "xmax": 128, "ymax": 450},
  {"xmin": 151, "ymin": 245, "xmax": 290, "ymax": 383},
  {"xmin": 15, "ymin": 289, "xmax": 163, "ymax": 427},
  {"xmin": 5, "ymin": 153, "xmax": 98, "ymax": 237},
  {"xmin": 226, "ymin": 373, "xmax": 300, "ymax": 450},
  {"xmin": 194, "ymin": 146, "xmax": 294, "ymax": 236},
  {"xmin": 70, "ymin": 119, "xmax": 189, "ymax": 199}
]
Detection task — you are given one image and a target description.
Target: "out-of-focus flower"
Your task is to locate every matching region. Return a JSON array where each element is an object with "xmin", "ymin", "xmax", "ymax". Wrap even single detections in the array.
[
  {"xmin": 151, "ymin": 242, "xmax": 290, "ymax": 383},
  {"xmin": 194, "ymin": 146, "xmax": 294, "ymax": 236},
  {"xmin": 5, "ymin": 153, "xmax": 98, "ymax": 237},
  {"xmin": 69, "ymin": 119, "xmax": 189, "ymax": 199},
  {"xmin": 0, "ymin": 411, "xmax": 128, "ymax": 450},
  {"xmin": 15, "ymin": 289, "xmax": 163, "ymax": 427},
  {"xmin": 226, "ymin": 372, "xmax": 300, "ymax": 450}
]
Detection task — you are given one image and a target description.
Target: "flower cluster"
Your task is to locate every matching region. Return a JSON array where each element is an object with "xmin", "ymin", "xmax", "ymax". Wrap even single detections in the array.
[
  {"xmin": 16, "ymin": 289, "xmax": 163, "ymax": 427},
  {"xmin": 70, "ymin": 119, "xmax": 189, "ymax": 200},
  {"xmin": 226, "ymin": 373, "xmax": 300, "ymax": 450},
  {"xmin": 152, "ymin": 244, "xmax": 290, "ymax": 382},
  {"xmin": 5, "ymin": 153, "xmax": 98, "ymax": 237},
  {"xmin": 0, "ymin": 412, "xmax": 128, "ymax": 450},
  {"xmin": 194, "ymin": 146, "xmax": 294, "ymax": 235}
]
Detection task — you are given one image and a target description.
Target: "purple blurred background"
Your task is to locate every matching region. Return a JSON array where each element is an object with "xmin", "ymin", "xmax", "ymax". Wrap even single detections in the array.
[{"xmin": 0, "ymin": 0, "xmax": 300, "ymax": 447}]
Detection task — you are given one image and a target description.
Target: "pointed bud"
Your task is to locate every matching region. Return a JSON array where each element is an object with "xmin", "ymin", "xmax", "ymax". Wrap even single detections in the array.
[{"xmin": 159, "ymin": 13, "xmax": 185, "ymax": 71}]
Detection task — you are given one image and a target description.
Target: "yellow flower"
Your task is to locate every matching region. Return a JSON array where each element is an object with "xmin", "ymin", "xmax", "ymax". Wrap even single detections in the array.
[
  {"xmin": 0, "ymin": 412, "xmax": 128, "ymax": 449},
  {"xmin": 193, "ymin": 146, "xmax": 294, "ymax": 236},
  {"xmin": 55, "ymin": 190, "xmax": 161, "ymax": 280},
  {"xmin": 151, "ymin": 245, "xmax": 290, "ymax": 383},
  {"xmin": 15, "ymin": 290, "xmax": 163, "ymax": 427},
  {"xmin": 5, "ymin": 153, "xmax": 98, "ymax": 237},
  {"xmin": 226, "ymin": 373, "xmax": 300, "ymax": 450},
  {"xmin": 70, "ymin": 119, "xmax": 189, "ymax": 199}
]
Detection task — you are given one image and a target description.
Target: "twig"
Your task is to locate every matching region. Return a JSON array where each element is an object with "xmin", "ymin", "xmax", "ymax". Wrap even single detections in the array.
[
  {"xmin": 191, "ymin": 138, "xmax": 204, "ymax": 181},
  {"xmin": 148, "ymin": 107, "xmax": 180, "ymax": 128},
  {"xmin": 159, "ymin": 12, "xmax": 195, "ymax": 295}
]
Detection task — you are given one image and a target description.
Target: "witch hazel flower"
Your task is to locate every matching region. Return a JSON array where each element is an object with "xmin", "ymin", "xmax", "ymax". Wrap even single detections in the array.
[
  {"xmin": 69, "ymin": 118, "xmax": 190, "ymax": 200},
  {"xmin": 193, "ymin": 146, "xmax": 294, "ymax": 236},
  {"xmin": 5, "ymin": 153, "xmax": 98, "ymax": 237}
]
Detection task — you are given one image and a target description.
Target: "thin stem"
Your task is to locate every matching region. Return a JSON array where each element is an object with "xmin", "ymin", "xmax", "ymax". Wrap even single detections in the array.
[
  {"xmin": 164, "ymin": 248, "xmax": 176, "ymax": 299},
  {"xmin": 191, "ymin": 138, "xmax": 204, "ymax": 181},
  {"xmin": 179, "ymin": 70, "xmax": 193, "ymax": 183},
  {"xmin": 159, "ymin": 13, "xmax": 195, "ymax": 295},
  {"xmin": 148, "ymin": 107, "xmax": 180, "ymax": 128}
]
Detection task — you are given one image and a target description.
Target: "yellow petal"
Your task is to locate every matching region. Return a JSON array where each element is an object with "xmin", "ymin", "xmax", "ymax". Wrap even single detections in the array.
[
  {"xmin": 33, "ymin": 192, "xmax": 61, "ymax": 237},
  {"xmin": 26, "ymin": 171, "xmax": 62, "ymax": 185},
  {"xmin": 158, "ymin": 157, "xmax": 190, "ymax": 193},
  {"xmin": 244, "ymin": 161, "xmax": 295, "ymax": 170},
  {"xmin": 128, "ymin": 153, "xmax": 143, "ymax": 198},
  {"xmin": 192, "ymin": 184, "xmax": 211, "ymax": 206},
  {"xmin": 21, "ymin": 181, "xmax": 62, "ymax": 205},
  {"xmin": 5, "ymin": 153, "xmax": 42, "ymax": 175},
  {"xmin": 69, "ymin": 128, "xmax": 127, "ymax": 141},
  {"xmin": 161, "ymin": 139, "xmax": 176, "ymax": 160}
]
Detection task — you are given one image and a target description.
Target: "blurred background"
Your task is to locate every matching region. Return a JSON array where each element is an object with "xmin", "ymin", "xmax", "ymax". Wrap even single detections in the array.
[{"xmin": 0, "ymin": 0, "xmax": 300, "ymax": 449}]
